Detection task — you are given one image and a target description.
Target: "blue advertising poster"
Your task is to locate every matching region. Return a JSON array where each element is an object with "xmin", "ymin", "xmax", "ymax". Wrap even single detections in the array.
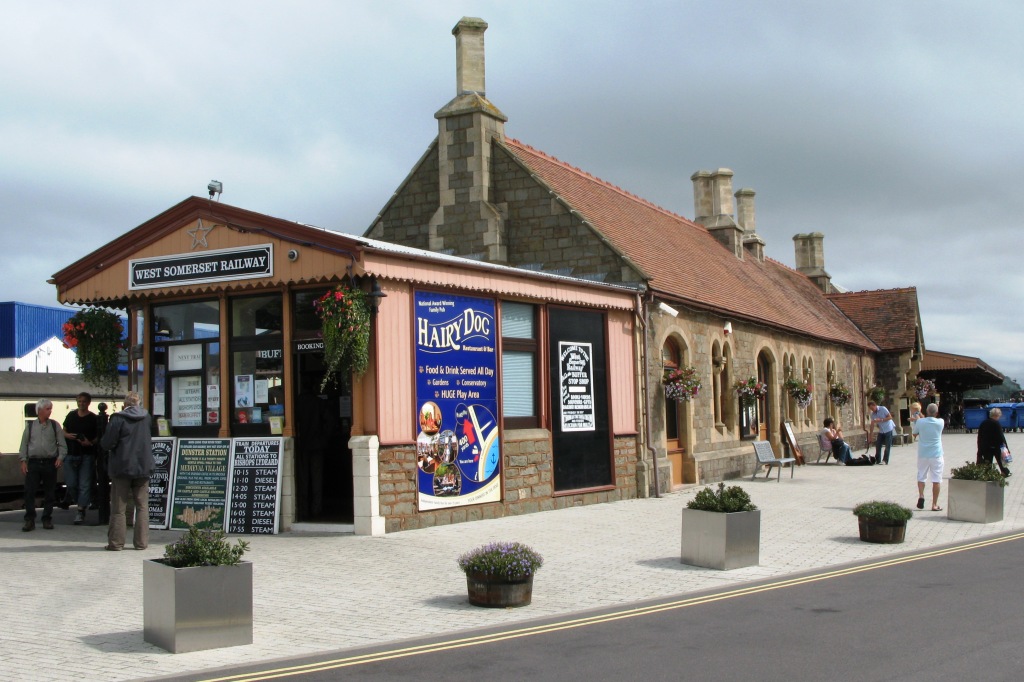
[{"xmin": 415, "ymin": 292, "xmax": 500, "ymax": 510}]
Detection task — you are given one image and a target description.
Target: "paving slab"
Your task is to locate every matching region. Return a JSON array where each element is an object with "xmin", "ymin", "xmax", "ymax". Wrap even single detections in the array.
[{"xmin": 1, "ymin": 432, "xmax": 1021, "ymax": 682}]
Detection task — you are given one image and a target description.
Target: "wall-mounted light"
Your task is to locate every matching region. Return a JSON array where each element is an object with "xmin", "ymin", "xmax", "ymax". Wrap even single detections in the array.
[
  {"xmin": 367, "ymin": 278, "xmax": 387, "ymax": 315},
  {"xmin": 723, "ymin": 321, "xmax": 733, "ymax": 335}
]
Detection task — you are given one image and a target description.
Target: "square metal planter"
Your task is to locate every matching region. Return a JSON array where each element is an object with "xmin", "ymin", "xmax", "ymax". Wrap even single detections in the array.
[
  {"xmin": 143, "ymin": 560, "xmax": 253, "ymax": 653},
  {"xmin": 947, "ymin": 479, "xmax": 1004, "ymax": 524},
  {"xmin": 680, "ymin": 508, "xmax": 760, "ymax": 570}
]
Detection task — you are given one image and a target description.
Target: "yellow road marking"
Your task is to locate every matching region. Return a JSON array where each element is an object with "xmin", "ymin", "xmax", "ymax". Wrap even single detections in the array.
[{"xmin": 198, "ymin": 531, "xmax": 1024, "ymax": 681}]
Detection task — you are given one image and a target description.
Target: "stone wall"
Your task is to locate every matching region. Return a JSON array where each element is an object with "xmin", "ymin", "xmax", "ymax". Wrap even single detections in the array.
[
  {"xmin": 492, "ymin": 146, "xmax": 641, "ymax": 282},
  {"xmin": 642, "ymin": 304, "xmax": 875, "ymax": 491},
  {"xmin": 378, "ymin": 431, "xmax": 638, "ymax": 532},
  {"xmin": 366, "ymin": 143, "xmax": 440, "ymax": 248}
]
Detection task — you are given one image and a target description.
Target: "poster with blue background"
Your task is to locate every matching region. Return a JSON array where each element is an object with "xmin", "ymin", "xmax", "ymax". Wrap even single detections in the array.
[{"xmin": 415, "ymin": 292, "xmax": 500, "ymax": 510}]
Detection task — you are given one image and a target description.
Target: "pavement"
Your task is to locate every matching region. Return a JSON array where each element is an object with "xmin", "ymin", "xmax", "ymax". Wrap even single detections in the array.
[{"xmin": 2, "ymin": 431, "xmax": 1023, "ymax": 682}]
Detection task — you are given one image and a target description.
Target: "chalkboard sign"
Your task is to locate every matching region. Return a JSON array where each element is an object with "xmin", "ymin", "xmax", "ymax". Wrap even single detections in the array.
[
  {"xmin": 168, "ymin": 438, "xmax": 231, "ymax": 530},
  {"xmin": 226, "ymin": 437, "xmax": 283, "ymax": 534},
  {"xmin": 148, "ymin": 438, "xmax": 176, "ymax": 529},
  {"xmin": 781, "ymin": 419, "xmax": 804, "ymax": 465}
]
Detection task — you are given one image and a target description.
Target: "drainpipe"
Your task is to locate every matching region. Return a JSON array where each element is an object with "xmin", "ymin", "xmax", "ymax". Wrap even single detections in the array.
[{"xmin": 636, "ymin": 290, "xmax": 661, "ymax": 498}]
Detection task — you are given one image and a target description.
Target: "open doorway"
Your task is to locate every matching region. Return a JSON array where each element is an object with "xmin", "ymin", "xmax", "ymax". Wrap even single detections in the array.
[{"xmin": 293, "ymin": 352, "xmax": 353, "ymax": 523}]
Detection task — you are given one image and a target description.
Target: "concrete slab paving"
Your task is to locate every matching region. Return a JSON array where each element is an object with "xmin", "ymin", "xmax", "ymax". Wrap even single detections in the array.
[{"xmin": 1, "ymin": 432, "xmax": 1021, "ymax": 681}]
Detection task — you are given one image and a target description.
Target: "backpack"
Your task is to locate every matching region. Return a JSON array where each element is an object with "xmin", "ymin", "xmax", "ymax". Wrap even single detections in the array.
[{"xmin": 23, "ymin": 419, "xmax": 58, "ymax": 456}]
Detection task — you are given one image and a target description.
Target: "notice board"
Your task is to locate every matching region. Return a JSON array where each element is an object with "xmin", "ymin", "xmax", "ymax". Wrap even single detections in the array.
[
  {"xmin": 226, "ymin": 437, "xmax": 283, "ymax": 534},
  {"xmin": 148, "ymin": 437, "xmax": 176, "ymax": 529},
  {"xmin": 168, "ymin": 438, "xmax": 231, "ymax": 530}
]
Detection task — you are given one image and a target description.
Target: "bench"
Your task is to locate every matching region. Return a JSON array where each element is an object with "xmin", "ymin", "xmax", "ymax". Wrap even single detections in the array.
[{"xmin": 751, "ymin": 440, "xmax": 796, "ymax": 481}]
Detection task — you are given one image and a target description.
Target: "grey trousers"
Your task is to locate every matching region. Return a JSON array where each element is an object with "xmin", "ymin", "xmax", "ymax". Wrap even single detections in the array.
[{"xmin": 108, "ymin": 477, "xmax": 149, "ymax": 550}]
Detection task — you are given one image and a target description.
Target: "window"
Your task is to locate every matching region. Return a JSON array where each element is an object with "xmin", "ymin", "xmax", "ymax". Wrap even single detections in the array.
[
  {"xmin": 501, "ymin": 302, "xmax": 538, "ymax": 428},
  {"xmin": 230, "ymin": 295, "xmax": 284, "ymax": 433},
  {"xmin": 152, "ymin": 300, "xmax": 221, "ymax": 435}
]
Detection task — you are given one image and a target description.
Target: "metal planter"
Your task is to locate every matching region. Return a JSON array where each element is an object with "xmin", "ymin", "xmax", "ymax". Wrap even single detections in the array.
[
  {"xmin": 680, "ymin": 508, "xmax": 760, "ymax": 570},
  {"xmin": 143, "ymin": 560, "xmax": 253, "ymax": 653},
  {"xmin": 948, "ymin": 479, "xmax": 1004, "ymax": 524}
]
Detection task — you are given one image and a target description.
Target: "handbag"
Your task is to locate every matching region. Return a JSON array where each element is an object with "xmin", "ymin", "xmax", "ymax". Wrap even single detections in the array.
[{"xmin": 1001, "ymin": 445, "xmax": 1013, "ymax": 465}]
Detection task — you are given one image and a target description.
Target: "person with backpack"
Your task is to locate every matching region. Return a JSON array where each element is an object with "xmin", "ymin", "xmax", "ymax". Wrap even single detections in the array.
[{"xmin": 19, "ymin": 398, "xmax": 69, "ymax": 531}]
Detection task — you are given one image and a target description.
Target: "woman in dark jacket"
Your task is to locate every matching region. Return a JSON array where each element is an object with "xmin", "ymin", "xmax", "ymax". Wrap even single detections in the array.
[{"xmin": 977, "ymin": 407, "xmax": 1011, "ymax": 476}]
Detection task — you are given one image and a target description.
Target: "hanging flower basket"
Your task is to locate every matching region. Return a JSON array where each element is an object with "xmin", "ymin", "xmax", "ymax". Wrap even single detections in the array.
[
  {"xmin": 734, "ymin": 376, "xmax": 768, "ymax": 405},
  {"xmin": 784, "ymin": 377, "xmax": 813, "ymax": 409},
  {"xmin": 912, "ymin": 377, "xmax": 936, "ymax": 400},
  {"xmin": 828, "ymin": 382, "xmax": 851, "ymax": 407},
  {"xmin": 62, "ymin": 308, "xmax": 125, "ymax": 394},
  {"xmin": 867, "ymin": 384, "xmax": 886, "ymax": 404},
  {"xmin": 663, "ymin": 366, "xmax": 702, "ymax": 401},
  {"xmin": 314, "ymin": 284, "xmax": 371, "ymax": 391}
]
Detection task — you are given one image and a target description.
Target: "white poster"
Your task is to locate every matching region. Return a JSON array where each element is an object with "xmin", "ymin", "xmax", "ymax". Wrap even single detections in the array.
[
  {"xmin": 255, "ymin": 379, "xmax": 269, "ymax": 404},
  {"xmin": 168, "ymin": 344, "xmax": 203, "ymax": 371},
  {"xmin": 235, "ymin": 375, "xmax": 253, "ymax": 408},
  {"xmin": 559, "ymin": 342, "xmax": 596, "ymax": 432},
  {"xmin": 207, "ymin": 383, "xmax": 220, "ymax": 409},
  {"xmin": 172, "ymin": 376, "xmax": 203, "ymax": 427}
]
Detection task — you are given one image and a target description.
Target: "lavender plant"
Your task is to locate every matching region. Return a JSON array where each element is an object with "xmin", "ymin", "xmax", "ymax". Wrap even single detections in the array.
[{"xmin": 457, "ymin": 541, "xmax": 544, "ymax": 580}]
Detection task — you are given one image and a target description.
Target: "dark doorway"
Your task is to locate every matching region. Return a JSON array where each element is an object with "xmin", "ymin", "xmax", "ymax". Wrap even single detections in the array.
[
  {"xmin": 548, "ymin": 308, "xmax": 611, "ymax": 491},
  {"xmin": 294, "ymin": 352, "xmax": 353, "ymax": 523}
]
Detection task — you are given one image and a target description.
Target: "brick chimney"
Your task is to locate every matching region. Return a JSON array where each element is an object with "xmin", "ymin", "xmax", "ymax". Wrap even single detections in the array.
[
  {"xmin": 430, "ymin": 17, "xmax": 508, "ymax": 263},
  {"xmin": 735, "ymin": 188, "xmax": 764, "ymax": 262},
  {"xmin": 793, "ymin": 232, "xmax": 832, "ymax": 293},
  {"xmin": 692, "ymin": 169, "xmax": 743, "ymax": 259}
]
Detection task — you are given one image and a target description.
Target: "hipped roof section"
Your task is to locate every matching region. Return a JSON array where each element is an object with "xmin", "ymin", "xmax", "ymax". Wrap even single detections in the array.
[
  {"xmin": 827, "ymin": 287, "xmax": 922, "ymax": 352},
  {"xmin": 500, "ymin": 138, "xmax": 877, "ymax": 351}
]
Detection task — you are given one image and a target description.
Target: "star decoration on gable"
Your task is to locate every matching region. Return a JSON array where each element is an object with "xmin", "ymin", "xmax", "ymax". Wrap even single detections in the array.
[{"xmin": 187, "ymin": 219, "xmax": 214, "ymax": 249}]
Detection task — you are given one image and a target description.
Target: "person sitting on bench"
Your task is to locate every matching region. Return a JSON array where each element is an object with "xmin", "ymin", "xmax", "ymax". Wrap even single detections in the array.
[{"xmin": 822, "ymin": 417, "xmax": 875, "ymax": 466}]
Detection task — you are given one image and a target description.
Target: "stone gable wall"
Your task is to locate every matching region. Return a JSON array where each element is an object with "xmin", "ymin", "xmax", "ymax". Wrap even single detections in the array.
[
  {"xmin": 365, "ymin": 144, "xmax": 440, "ymax": 249},
  {"xmin": 492, "ymin": 146, "xmax": 641, "ymax": 282}
]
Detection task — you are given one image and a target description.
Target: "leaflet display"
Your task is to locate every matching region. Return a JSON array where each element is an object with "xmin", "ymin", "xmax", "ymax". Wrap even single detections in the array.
[{"xmin": 147, "ymin": 437, "xmax": 176, "ymax": 529}]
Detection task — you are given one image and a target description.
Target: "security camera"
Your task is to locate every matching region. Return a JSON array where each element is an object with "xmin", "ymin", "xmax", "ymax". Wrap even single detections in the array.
[
  {"xmin": 657, "ymin": 301, "xmax": 679, "ymax": 317},
  {"xmin": 287, "ymin": 249, "xmax": 299, "ymax": 262},
  {"xmin": 207, "ymin": 180, "xmax": 223, "ymax": 200}
]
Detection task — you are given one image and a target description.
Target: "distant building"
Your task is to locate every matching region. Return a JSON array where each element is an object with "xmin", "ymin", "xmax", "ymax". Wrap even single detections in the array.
[{"xmin": 0, "ymin": 301, "xmax": 80, "ymax": 374}]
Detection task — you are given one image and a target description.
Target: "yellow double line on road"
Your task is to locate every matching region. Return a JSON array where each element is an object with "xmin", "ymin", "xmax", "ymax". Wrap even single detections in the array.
[{"xmin": 200, "ymin": 531, "xmax": 1024, "ymax": 681}]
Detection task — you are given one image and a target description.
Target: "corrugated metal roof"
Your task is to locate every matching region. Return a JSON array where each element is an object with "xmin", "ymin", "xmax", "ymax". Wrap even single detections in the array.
[{"xmin": 0, "ymin": 302, "xmax": 76, "ymax": 358}]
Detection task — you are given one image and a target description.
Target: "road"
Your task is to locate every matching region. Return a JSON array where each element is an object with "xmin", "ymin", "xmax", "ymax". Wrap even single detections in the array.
[{"xmin": 165, "ymin": 531, "xmax": 1024, "ymax": 682}]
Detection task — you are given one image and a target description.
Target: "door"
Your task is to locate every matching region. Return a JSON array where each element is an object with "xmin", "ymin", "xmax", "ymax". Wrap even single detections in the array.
[
  {"xmin": 757, "ymin": 353, "xmax": 771, "ymax": 441},
  {"xmin": 548, "ymin": 308, "xmax": 612, "ymax": 491},
  {"xmin": 294, "ymin": 352, "xmax": 353, "ymax": 523}
]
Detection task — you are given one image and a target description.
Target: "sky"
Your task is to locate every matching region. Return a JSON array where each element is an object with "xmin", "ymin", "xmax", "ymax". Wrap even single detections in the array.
[{"xmin": 2, "ymin": 1, "xmax": 1022, "ymax": 383}]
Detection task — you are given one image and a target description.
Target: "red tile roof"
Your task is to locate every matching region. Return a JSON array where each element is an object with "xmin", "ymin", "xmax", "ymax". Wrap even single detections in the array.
[
  {"xmin": 826, "ymin": 288, "xmax": 921, "ymax": 351},
  {"xmin": 502, "ymin": 138, "xmax": 876, "ymax": 350}
]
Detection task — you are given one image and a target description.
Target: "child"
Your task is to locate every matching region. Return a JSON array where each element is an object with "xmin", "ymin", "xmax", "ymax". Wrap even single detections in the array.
[{"xmin": 909, "ymin": 402, "xmax": 922, "ymax": 441}]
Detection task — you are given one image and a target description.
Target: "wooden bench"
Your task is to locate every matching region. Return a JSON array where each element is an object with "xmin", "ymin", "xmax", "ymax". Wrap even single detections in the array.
[{"xmin": 752, "ymin": 440, "xmax": 796, "ymax": 481}]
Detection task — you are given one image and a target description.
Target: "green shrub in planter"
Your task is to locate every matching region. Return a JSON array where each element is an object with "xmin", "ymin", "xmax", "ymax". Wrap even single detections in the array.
[
  {"xmin": 687, "ymin": 482, "xmax": 758, "ymax": 513},
  {"xmin": 950, "ymin": 461, "xmax": 1008, "ymax": 487},
  {"xmin": 161, "ymin": 525, "xmax": 250, "ymax": 567},
  {"xmin": 852, "ymin": 501, "xmax": 913, "ymax": 522}
]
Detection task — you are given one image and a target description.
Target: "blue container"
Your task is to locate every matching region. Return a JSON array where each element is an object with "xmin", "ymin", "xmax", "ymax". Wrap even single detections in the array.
[{"xmin": 963, "ymin": 408, "xmax": 988, "ymax": 432}]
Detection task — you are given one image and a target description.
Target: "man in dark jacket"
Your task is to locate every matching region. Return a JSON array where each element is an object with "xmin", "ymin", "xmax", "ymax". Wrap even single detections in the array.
[{"xmin": 100, "ymin": 392, "xmax": 154, "ymax": 551}]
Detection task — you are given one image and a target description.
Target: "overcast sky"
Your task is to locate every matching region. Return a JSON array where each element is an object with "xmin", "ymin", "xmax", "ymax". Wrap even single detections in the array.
[{"xmin": 2, "ymin": 1, "xmax": 1021, "ymax": 383}]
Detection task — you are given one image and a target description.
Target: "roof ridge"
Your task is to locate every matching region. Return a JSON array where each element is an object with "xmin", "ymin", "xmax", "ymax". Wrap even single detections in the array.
[
  {"xmin": 504, "ymin": 137, "xmax": 699, "ymax": 227},
  {"xmin": 827, "ymin": 286, "xmax": 917, "ymax": 297}
]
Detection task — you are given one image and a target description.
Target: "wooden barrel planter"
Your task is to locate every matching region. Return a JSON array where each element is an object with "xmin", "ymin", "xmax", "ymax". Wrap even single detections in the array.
[
  {"xmin": 858, "ymin": 517, "xmax": 906, "ymax": 544},
  {"xmin": 466, "ymin": 572, "xmax": 534, "ymax": 608}
]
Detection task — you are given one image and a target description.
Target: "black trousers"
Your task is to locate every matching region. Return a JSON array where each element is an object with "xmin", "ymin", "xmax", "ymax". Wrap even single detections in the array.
[
  {"xmin": 977, "ymin": 450, "xmax": 1010, "ymax": 476},
  {"xmin": 24, "ymin": 458, "xmax": 58, "ymax": 521}
]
